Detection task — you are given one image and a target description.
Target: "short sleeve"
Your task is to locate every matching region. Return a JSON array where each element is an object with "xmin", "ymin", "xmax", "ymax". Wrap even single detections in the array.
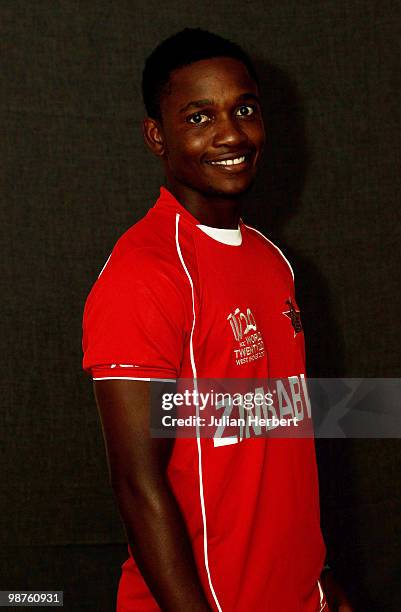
[{"xmin": 82, "ymin": 249, "xmax": 190, "ymax": 380}]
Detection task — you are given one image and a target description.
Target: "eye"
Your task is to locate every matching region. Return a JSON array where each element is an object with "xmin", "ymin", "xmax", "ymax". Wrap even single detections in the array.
[
  {"xmin": 187, "ymin": 112, "xmax": 210, "ymax": 125},
  {"xmin": 236, "ymin": 105, "xmax": 255, "ymax": 117}
]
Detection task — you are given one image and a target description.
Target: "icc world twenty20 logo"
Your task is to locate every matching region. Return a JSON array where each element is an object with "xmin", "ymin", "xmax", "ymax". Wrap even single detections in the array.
[{"xmin": 227, "ymin": 308, "xmax": 265, "ymax": 366}]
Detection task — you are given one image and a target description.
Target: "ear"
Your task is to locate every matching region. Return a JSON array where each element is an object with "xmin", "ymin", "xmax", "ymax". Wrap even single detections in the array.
[{"xmin": 142, "ymin": 117, "xmax": 166, "ymax": 157}]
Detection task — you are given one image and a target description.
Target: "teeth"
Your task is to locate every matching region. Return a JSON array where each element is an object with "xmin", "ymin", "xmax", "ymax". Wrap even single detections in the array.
[{"xmin": 210, "ymin": 156, "xmax": 246, "ymax": 166}]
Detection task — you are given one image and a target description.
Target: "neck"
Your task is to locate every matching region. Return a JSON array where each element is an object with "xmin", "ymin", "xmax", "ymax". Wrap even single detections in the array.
[{"xmin": 165, "ymin": 181, "xmax": 242, "ymax": 229}]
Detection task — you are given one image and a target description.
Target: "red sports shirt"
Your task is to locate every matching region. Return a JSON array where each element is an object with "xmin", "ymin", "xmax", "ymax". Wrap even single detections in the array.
[{"xmin": 82, "ymin": 187, "xmax": 327, "ymax": 611}]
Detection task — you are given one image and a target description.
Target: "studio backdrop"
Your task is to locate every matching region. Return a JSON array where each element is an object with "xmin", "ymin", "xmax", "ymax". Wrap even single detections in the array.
[{"xmin": 1, "ymin": 2, "xmax": 400, "ymax": 611}]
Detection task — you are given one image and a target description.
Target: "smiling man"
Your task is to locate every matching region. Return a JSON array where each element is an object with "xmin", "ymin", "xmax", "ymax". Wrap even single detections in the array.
[
  {"xmin": 82, "ymin": 29, "xmax": 349, "ymax": 611},
  {"xmin": 143, "ymin": 54, "xmax": 264, "ymax": 221}
]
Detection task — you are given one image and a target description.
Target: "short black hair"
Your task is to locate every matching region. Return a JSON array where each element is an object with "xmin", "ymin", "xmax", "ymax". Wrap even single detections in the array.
[{"xmin": 142, "ymin": 28, "xmax": 259, "ymax": 120}]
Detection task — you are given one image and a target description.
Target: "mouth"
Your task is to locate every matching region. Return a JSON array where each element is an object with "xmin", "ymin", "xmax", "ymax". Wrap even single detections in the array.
[{"xmin": 204, "ymin": 152, "xmax": 254, "ymax": 172}]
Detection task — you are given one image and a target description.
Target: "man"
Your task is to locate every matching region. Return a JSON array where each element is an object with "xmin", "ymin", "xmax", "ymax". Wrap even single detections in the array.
[{"xmin": 82, "ymin": 28, "xmax": 352, "ymax": 611}]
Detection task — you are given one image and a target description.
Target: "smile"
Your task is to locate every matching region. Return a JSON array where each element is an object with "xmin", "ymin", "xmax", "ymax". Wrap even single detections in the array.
[
  {"xmin": 205, "ymin": 152, "xmax": 254, "ymax": 174},
  {"xmin": 209, "ymin": 156, "xmax": 246, "ymax": 166}
]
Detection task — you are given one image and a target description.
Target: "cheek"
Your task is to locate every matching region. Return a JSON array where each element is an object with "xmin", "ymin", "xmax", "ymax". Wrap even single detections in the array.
[
  {"xmin": 247, "ymin": 121, "xmax": 265, "ymax": 148},
  {"xmin": 182, "ymin": 131, "xmax": 208, "ymax": 159},
  {"xmin": 169, "ymin": 133, "xmax": 207, "ymax": 167}
]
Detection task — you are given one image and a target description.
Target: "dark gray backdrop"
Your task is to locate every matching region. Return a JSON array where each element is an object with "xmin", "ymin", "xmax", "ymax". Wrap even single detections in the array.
[{"xmin": 1, "ymin": 2, "xmax": 400, "ymax": 611}]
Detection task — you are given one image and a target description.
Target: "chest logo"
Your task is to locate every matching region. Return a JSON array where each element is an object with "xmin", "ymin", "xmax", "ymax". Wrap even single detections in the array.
[
  {"xmin": 227, "ymin": 307, "xmax": 266, "ymax": 366},
  {"xmin": 282, "ymin": 297, "xmax": 303, "ymax": 336}
]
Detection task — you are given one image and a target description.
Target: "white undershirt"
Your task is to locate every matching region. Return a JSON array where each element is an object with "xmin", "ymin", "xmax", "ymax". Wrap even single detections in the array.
[{"xmin": 196, "ymin": 224, "xmax": 242, "ymax": 246}]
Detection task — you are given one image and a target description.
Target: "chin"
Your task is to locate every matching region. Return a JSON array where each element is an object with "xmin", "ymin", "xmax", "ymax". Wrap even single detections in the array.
[{"xmin": 207, "ymin": 179, "xmax": 255, "ymax": 199}]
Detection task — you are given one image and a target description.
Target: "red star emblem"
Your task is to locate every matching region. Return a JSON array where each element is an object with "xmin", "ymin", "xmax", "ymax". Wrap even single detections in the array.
[{"xmin": 282, "ymin": 297, "xmax": 303, "ymax": 336}]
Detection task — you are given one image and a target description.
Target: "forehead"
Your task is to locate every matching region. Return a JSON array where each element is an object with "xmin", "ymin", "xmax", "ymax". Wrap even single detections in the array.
[{"xmin": 162, "ymin": 57, "xmax": 258, "ymax": 111}]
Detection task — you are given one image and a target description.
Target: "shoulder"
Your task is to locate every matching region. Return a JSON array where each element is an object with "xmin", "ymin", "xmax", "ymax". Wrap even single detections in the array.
[
  {"xmin": 97, "ymin": 210, "xmax": 187, "ymax": 284},
  {"xmin": 84, "ymin": 212, "xmax": 191, "ymax": 316},
  {"xmin": 102, "ymin": 209, "xmax": 179, "ymax": 271},
  {"xmin": 242, "ymin": 222, "xmax": 294, "ymax": 281}
]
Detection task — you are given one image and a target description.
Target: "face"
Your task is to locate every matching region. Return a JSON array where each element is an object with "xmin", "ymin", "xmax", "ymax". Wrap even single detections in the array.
[{"xmin": 143, "ymin": 57, "xmax": 265, "ymax": 199}]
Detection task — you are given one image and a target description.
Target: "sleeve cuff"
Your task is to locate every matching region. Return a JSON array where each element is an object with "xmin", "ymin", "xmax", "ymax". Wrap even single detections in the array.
[{"xmin": 90, "ymin": 364, "xmax": 177, "ymax": 382}]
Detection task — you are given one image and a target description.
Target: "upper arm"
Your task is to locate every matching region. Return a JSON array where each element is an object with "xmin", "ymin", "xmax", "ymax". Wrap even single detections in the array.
[
  {"xmin": 83, "ymin": 250, "xmax": 186, "ymax": 493},
  {"xmin": 82, "ymin": 251, "xmax": 190, "ymax": 380},
  {"xmin": 94, "ymin": 379, "xmax": 174, "ymax": 494}
]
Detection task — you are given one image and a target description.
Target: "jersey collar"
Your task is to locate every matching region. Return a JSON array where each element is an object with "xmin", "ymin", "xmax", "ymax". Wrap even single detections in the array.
[{"xmin": 157, "ymin": 186, "xmax": 243, "ymax": 246}]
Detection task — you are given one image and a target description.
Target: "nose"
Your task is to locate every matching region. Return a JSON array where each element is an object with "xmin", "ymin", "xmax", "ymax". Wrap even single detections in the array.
[{"xmin": 212, "ymin": 113, "xmax": 248, "ymax": 148}]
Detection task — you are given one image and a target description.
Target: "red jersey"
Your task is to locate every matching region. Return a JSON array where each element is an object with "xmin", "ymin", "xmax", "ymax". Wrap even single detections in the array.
[{"xmin": 82, "ymin": 187, "xmax": 327, "ymax": 611}]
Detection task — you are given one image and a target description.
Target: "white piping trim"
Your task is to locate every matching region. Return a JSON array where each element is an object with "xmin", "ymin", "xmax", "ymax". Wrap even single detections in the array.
[
  {"xmin": 98, "ymin": 253, "xmax": 112, "ymax": 277},
  {"xmin": 317, "ymin": 579, "xmax": 327, "ymax": 611},
  {"xmin": 92, "ymin": 376, "xmax": 175, "ymax": 382},
  {"xmin": 175, "ymin": 213, "xmax": 223, "ymax": 612},
  {"xmin": 93, "ymin": 376, "xmax": 151, "ymax": 381},
  {"xmin": 244, "ymin": 223, "xmax": 294, "ymax": 280}
]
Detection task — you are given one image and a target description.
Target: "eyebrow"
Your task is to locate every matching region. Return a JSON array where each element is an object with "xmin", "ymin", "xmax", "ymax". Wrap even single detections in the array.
[
  {"xmin": 179, "ymin": 98, "xmax": 213, "ymax": 113},
  {"xmin": 179, "ymin": 93, "xmax": 260, "ymax": 113}
]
